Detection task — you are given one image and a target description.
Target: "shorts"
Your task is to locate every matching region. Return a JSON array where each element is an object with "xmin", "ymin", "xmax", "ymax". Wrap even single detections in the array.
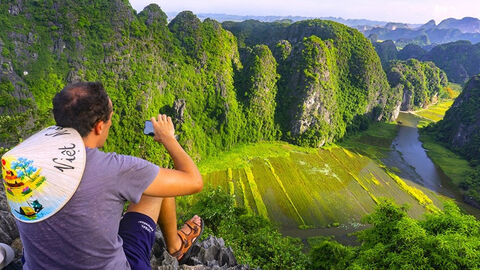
[{"xmin": 119, "ymin": 212, "xmax": 157, "ymax": 270}]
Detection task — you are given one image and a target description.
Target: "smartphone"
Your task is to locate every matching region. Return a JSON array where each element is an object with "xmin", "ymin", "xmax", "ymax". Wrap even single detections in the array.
[{"xmin": 143, "ymin": 120, "xmax": 154, "ymax": 136}]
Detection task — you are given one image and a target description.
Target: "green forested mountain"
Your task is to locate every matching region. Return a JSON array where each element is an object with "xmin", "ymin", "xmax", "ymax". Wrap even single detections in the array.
[
  {"xmin": 426, "ymin": 75, "xmax": 480, "ymax": 204},
  {"xmin": 224, "ymin": 19, "xmax": 399, "ymax": 146},
  {"xmin": 0, "ymin": 0, "xmax": 400, "ymax": 159},
  {"xmin": 374, "ymin": 40, "xmax": 480, "ymax": 84},
  {"xmin": 373, "ymin": 40, "xmax": 397, "ymax": 68},
  {"xmin": 386, "ymin": 59, "xmax": 448, "ymax": 111}
]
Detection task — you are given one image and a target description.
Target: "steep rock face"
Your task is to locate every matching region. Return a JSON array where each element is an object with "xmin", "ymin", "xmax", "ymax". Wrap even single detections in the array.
[
  {"xmin": 386, "ymin": 59, "xmax": 448, "ymax": 111},
  {"xmin": 224, "ymin": 19, "xmax": 396, "ymax": 145},
  {"xmin": 236, "ymin": 45, "xmax": 279, "ymax": 142},
  {"xmin": 433, "ymin": 75, "xmax": 480, "ymax": 160},
  {"xmin": 276, "ymin": 36, "xmax": 340, "ymax": 146}
]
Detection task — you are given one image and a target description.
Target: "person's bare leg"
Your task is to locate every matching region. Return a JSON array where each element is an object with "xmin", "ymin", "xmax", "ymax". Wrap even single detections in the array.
[
  {"xmin": 157, "ymin": 197, "xmax": 182, "ymax": 254},
  {"xmin": 127, "ymin": 195, "xmax": 182, "ymax": 254},
  {"xmin": 127, "ymin": 195, "xmax": 201, "ymax": 256},
  {"xmin": 126, "ymin": 195, "xmax": 163, "ymax": 222}
]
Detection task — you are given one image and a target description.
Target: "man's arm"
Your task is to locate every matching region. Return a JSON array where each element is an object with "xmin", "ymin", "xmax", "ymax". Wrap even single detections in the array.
[{"xmin": 143, "ymin": 114, "xmax": 203, "ymax": 197}]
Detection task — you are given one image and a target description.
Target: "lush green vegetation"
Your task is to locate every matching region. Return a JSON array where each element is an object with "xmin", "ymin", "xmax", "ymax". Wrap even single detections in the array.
[
  {"xmin": 373, "ymin": 40, "xmax": 397, "ymax": 68},
  {"xmin": 178, "ymin": 187, "xmax": 308, "ymax": 270},
  {"xmin": 422, "ymin": 76, "xmax": 480, "ymax": 204},
  {"xmin": 178, "ymin": 187, "xmax": 480, "ymax": 269},
  {"xmin": 224, "ymin": 19, "xmax": 398, "ymax": 146},
  {"xmin": 386, "ymin": 59, "xmax": 449, "ymax": 110},
  {"xmin": 414, "ymin": 82, "xmax": 460, "ymax": 122},
  {"xmin": 375, "ymin": 40, "xmax": 480, "ymax": 84},
  {"xmin": 426, "ymin": 41, "xmax": 480, "ymax": 84},
  {"xmin": 310, "ymin": 200, "xmax": 480, "ymax": 269},
  {"xmin": 235, "ymin": 44, "xmax": 281, "ymax": 142},
  {"xmin": 0, "ymin": 1, "xmax": 400, "ymax": 159}
]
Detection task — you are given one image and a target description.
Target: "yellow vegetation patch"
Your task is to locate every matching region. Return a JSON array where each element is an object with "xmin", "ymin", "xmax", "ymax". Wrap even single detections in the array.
[
  {"xmin": 386, "ymin": 170, "xmax": 439, "ymax": 213},
  {"xmin": 244, "ymin": 167, "xmax": 269, "ymax": 218},
  {"xmin": 238, "ymin": 172, "xmax": 252, "ymax": 214},
  {"xmin": 265, "ymin": 159, "xmax": 306, "ymax": 225},
  {"xmin": 369, "ymin": 172, "xmax": 381, "ymax": 185},
  {"xmin": 343, "ymin": 148, "xmax": 354, "ymax": 158}
]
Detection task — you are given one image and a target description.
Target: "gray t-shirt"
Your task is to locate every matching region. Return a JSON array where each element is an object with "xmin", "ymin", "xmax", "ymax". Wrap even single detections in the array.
[{"xmin": 17, "ymin": 147, "xmax": 159, "ymax": 270}]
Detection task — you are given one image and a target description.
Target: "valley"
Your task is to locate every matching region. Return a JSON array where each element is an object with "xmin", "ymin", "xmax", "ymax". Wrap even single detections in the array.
[{"xmin": 196, "ymin": 93, "xmax": 480, "ymax": 245}]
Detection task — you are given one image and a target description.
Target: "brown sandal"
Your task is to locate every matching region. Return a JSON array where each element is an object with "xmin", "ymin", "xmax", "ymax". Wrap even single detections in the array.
[{"xmin": 171, "ymin": 215, "xmax": 204, "ymax": 264}]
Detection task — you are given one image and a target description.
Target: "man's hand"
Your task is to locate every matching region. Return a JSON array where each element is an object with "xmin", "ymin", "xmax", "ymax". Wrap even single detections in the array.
[
  {"xmin": 151, "ymin": 114, "xmax": 175, "ymax": 144},
  {"xmin": 144, "ymin": 114, "xmax": 203, "ymax": 197}
]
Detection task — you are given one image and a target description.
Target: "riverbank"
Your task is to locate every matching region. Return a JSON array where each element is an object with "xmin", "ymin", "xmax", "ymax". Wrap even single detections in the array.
[
  {"xmin": 412, "ymin": 94, "xmax": 479, "ymax": 213},
  {"xmin": 411, "ymin": 92, "xmax": 474, "ymax": 187}
]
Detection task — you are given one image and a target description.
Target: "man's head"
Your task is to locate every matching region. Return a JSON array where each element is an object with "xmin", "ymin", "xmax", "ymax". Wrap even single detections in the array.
[{"xmin": 53, "ymin": 82, "xmax": 113, "ymax": 147}]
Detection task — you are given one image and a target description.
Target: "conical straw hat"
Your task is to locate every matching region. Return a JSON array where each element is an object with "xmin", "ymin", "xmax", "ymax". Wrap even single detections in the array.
[{"xmin": 1, "ymin": 126, "xmax": 86, "ymax": 223}]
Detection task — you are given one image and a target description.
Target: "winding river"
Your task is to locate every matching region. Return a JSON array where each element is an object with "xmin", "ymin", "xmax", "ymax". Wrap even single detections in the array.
[
  {"xmin": 383, "ymin": 112, "xmax": 480, "ymax": 217},
  {"xmin": 383, "ymin": 112, "xmax": 455, "ymax": 196}
]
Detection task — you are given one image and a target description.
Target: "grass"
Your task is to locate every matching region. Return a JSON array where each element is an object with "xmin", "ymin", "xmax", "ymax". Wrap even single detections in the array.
[
  {"xmin": 198, "ymin": 141, "xmax": 317, "ymax": 174},
  {"xmin": 419, "ymin": 133, "xmax": 473, "ymax": 187},
  {"xmin": 414, "ymin": 83, "xmax": 461, "ymax": 123},
  {"xmin": 199, "ymin": 140, "xmax": 443, "ymax": 229},
  {"xmin": 338, "ymin": 121, "xmax": 398, "ymax": 160},
  {"xmin": 415, "ymin": 100, "xmax": 454, "ymax": 122}
]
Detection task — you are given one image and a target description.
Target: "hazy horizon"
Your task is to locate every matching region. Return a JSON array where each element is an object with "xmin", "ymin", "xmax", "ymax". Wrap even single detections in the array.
[{"xmin": 129, "ymin": 0, "xmax": 479, "ymax": 24}]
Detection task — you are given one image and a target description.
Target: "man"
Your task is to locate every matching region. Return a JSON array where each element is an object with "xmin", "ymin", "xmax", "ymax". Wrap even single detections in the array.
[{"xmin": 17, "ymin": 82, "xmax": 203, "ymax": 269}]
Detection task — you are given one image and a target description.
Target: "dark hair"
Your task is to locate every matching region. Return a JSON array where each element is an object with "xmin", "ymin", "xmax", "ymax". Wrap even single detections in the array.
[{"xmin": 52, "ymin": 82, "xmax": 112, "ymax": 137}]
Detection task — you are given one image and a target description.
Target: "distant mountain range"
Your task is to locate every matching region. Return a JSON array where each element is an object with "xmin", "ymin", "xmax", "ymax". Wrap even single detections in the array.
[
  {"xmin": 363, "ymin": 17, "xmax": 480, "ymax": 47},
  {"xmin": 165, "ymin": 12, "xmax": 403, "ymax": 27},
  {"xmin": 164, "ymin": 12, "xmax": 480, "ymax": 47}
]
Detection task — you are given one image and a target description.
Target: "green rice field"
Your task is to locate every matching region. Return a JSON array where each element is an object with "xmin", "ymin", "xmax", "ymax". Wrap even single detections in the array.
[{"xmin": 198, "ymin": 142, "xmax": 445, "ymax": 229}]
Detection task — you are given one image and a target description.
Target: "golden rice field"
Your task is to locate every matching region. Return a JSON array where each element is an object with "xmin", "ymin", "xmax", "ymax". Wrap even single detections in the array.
[
  {"xmin": 415, "ymin": 100, "xmax": 454, "ymax": 122},
  {"xmin": 198, "ymin": 141, "xmax": 445, "ymax": 229},
  {"xmin": 415, "ymin": 83, "xmax": 461, "ymax": 123}
]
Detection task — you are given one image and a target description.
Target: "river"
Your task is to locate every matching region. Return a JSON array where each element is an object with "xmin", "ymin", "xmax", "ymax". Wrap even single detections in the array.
[
  {"xmin": 383, "ymin": 112, "xmax": 455, "ymax": 196},
  {"xmin": 383, "ymin": 112, "xmax": 480, "ymax": 217}
]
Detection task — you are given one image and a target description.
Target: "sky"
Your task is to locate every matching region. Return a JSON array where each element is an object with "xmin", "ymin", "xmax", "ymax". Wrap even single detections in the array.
[{"xmin": 129, "ymin": 0, "xmax": 479, "ymax": 24}]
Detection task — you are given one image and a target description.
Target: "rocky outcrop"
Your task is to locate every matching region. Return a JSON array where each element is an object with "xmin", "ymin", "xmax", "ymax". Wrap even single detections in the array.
[
  {"xmin": 0, "ymin": 184, "xmax": 19, "ymax": 245},
  {"xmin": 152, "ymin": 235, "xmax": 254, "ymax": 270},
  {"xmin": 225, "ymin": 19, "xmax": 394, "ymax": 145},
  {"xmin": 277, "ymin": 36, "xmax": 339, "ymax": 146}
]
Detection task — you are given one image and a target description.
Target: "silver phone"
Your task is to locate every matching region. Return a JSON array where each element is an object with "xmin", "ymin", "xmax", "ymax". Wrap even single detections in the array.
[{"xmin": 143, "ymin": 120, "xmax": 154, "ymax": 136}]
